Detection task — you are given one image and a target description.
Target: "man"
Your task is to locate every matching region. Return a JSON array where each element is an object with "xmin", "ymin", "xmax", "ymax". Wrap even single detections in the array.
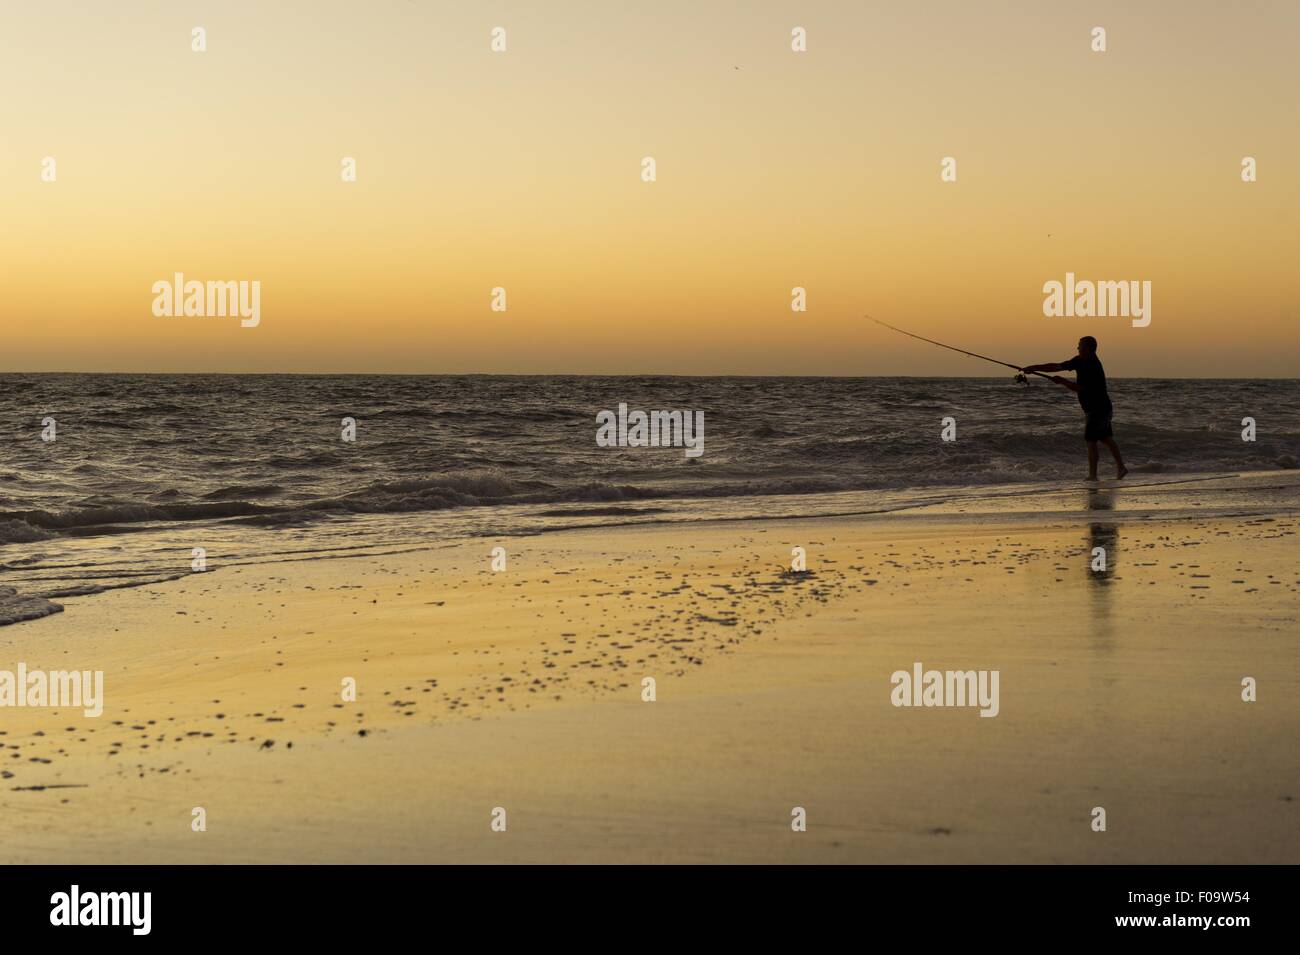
[{"xmin": 1022, "ymin": 336, "xmax": 1128, "ymax": 481}]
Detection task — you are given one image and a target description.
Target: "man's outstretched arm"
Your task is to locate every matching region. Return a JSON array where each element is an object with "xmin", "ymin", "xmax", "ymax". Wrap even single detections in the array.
[
  {"xmin": 1021, "ymin": 362, "xmax": 1064, "ymax": 373},
  {"xmin": 1049, "ymin": 376, "xmax": 1080, "ymax": 393}
]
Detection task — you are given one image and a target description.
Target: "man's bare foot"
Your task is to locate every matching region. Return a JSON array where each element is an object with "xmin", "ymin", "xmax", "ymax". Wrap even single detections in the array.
[{"xmin": 1116, "ymin": 465, "xmax": 1128, "ymax": 480}]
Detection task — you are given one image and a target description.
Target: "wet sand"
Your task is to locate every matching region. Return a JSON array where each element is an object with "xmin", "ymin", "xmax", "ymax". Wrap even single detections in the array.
[{"xmin": 0, "ymin": 475, "xmax": 1297, "ymax": 863}]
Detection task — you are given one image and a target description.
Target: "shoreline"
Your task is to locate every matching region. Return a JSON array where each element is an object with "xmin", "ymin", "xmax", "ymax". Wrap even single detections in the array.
[{"xmin": 4, "ymin": 469, "xmax": 1296, "ymax": 629}]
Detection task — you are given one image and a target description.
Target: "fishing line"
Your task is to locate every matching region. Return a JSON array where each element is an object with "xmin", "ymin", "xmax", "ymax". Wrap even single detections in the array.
[{"xmin": 867, "ymin": 315, "xmax": 1053, "ymax": 383}]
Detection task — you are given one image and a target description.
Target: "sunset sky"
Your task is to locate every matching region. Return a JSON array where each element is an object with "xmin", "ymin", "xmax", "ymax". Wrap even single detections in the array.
[{"xmin": 2, "ymin": 0, "xmax": 1297, "ymax": 376}]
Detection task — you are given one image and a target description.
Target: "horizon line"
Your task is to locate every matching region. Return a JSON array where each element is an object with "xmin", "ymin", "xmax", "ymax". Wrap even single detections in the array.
[{"xmin": 3, "ymin": 370, "xmax": 1298, "ymax": 381}]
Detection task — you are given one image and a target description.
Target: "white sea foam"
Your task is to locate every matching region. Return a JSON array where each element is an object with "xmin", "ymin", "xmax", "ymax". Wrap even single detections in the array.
[{"xmin": 0, "ymin": 586, "xmax": 64, "ymax": 626}]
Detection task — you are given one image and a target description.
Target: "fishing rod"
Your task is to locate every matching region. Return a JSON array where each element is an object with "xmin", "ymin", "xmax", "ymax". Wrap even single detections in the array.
[{"xmin": 867, "ymin": 315, "xmax": 1053, "ymax": 383}]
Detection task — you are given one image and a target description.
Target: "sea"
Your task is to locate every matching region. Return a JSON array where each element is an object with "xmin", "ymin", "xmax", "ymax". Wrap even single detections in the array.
[{"xmin": 2, "ymin": 373, "xmax": 1297, "ymax": 624}]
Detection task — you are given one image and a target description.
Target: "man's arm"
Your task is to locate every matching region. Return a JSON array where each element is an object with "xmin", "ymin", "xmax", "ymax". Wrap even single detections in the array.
[
  {"xmin": 1024, "ymin": 359, "xmax": 1078, "ymax": 392},
  {"xmin": 1050, "ymin": 376, "xmax": 1080, "ymax": 393}
]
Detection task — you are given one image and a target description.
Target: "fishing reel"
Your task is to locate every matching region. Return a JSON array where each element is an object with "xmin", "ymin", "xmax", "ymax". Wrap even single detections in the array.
[{"xmin": 1013, "ymin": 372, "xmax": 1029, "ymax": 385}]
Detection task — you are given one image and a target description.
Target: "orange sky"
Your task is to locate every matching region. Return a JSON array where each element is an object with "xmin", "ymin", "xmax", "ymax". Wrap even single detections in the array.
[{"xmin": 2, "ymin": 0, "xmax": 1297, "ymax": 376}]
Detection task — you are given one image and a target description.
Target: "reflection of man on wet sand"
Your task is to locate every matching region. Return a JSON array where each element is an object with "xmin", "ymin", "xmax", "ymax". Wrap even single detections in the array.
[{"xmin": 1088, "ymin": 522, "xmax": 1118, "ymax": 582}]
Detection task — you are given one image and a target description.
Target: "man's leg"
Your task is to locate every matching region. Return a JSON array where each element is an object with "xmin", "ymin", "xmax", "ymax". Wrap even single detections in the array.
[
  {"xmin": 1087, "ymin": 441, "xmax": 1099, "ymax": 480},
  {"xmin": 1102, "ymin": 437, "xmax": 1127, "ymax": 479}
]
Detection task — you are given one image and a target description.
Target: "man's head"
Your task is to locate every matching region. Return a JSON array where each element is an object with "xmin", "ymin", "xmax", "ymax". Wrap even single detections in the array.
[{"xmin": 1077, "ymin": 335, "xmax": 1098, "ymax": 357}]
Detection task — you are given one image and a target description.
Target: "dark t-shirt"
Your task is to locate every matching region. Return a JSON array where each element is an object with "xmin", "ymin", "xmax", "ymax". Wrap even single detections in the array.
[{"xmin": 1060, "ymin": 354, "xmax": 1110, "ymax": 413}]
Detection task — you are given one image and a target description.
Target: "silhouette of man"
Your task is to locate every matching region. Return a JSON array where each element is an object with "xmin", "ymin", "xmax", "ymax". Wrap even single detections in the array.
[{"xmin": 1023, "ymin": 336, "xmax": 1128, "ymax": 481}]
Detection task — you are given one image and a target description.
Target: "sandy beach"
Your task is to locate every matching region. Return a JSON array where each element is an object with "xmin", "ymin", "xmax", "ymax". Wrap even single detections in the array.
[{"xmin": 1, "ymin": 472, "xmax": 1296, "ymax": 864}]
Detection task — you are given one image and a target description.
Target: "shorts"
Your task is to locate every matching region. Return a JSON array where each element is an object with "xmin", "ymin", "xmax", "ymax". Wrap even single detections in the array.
[{"xmin": 1083, "ymin": 406, "xmax": 1114, "ymax": 442}]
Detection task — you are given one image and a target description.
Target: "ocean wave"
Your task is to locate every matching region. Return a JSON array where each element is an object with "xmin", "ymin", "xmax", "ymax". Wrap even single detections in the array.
[
  {"xmin": 202, "ymin": 484, "xmax": 285, "ymax": 500},
  {"xmin": 3, "ymin": 460, "xmax": 1290, "ymax": 539},
  {"xmin": 262, "ymin": 452, "xmax": 348, "ymax": 469},
  {"xmin": 535, "ymin": 506, "xmax": 674, "ymax": 517},
  {"xmin": 3, "ymin": 500, "xmax": 269, "ymax": 531},
  {"xmin": 0, "ymin": 519, "xmax": 54, "ymax": 544}
]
